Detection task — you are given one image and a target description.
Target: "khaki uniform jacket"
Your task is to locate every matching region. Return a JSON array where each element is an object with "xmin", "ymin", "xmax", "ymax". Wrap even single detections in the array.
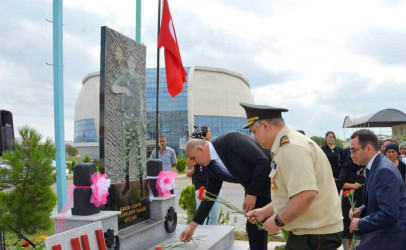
[{"xmin": 270, "ymin": 126, "xmax": 343, "ymax": 235}]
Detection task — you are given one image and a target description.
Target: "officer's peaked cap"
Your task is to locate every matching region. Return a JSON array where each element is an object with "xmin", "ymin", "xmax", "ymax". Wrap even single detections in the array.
[{"xmin": 240, "ymin": 102, "xmax": 288, "ymax": 129}]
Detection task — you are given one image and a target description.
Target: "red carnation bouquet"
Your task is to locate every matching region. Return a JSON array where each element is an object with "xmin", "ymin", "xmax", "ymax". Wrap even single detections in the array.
[
  {"xmin": 197, "ymin": 186, "xmax": 265, "ymax": 230},
  {"xmin": 344, "ymin": 189, "xmax": 357, "ymax": 250}
]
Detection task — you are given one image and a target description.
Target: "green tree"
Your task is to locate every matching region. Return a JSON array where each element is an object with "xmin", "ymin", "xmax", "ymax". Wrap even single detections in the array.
[
  {"xmin": 0, "ymin": 164, "xmax": 9, "ymax": 191},
  {"xmin": 401, "ymin": 131, "xmax": 406, "ymax": 143},
  {"xmin": 82, "ymin": 153, "xmax": 92, "ymax": 163},
  {"xmin": 65, "ymin": 144, "xmax": 78, "ymax": 157},
  {"xmin": 310, "ymin": 136, "xmax": 325, "ymax": 147},
  {"xmin": 310, "ymin": 136, "xmax": 344, "ymax": 148},
  {"xmin": 0, "ymin": 126, "xmax": 57, "ymax": 236}
]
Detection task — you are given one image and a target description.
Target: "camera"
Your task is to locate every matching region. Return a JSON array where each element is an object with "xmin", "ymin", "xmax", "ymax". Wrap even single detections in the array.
[{"xmin": 191, "ymin": 125, "xmax": 203, "ymax": 139}]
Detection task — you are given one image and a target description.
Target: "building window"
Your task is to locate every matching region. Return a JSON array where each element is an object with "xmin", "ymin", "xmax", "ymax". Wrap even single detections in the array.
[
  {"xmin": 194, "ymin": 116, "xmax": 250, "ymax": 138},
  {"xmin": 74, "ymin": 119, "xmax": 98, "ymax": 143},
  {"xmin": 145, "ymin": 67, "xmax": 190, "ymax": 152}
]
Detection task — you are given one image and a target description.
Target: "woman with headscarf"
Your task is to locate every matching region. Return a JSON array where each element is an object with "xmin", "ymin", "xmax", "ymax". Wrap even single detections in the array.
[{"xmin": 385, "ymin": 143, "xmax": 406, "ymax": 185}]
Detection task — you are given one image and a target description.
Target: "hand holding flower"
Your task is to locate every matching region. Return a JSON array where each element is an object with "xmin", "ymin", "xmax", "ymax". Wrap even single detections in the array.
[
  {"xmin": 198, "ymin": 186, "xmax": 265, "ymax": 230},
  {"xmin": 349, "ymin": 207, "xmax": 361, "ymax": 220},
  {"xmin": 246, "ymin": 207, "xmax": 268, "ymax": 224},
  {"xmin": 179, "ymin": 222, "xmax": 198, "ymax": 242},
  {"xmin": 349, "ymin": 218, "xmax": 359, "ymax": 233},
  {"xmin": 161, "ymin": 233, "xmax": 206, "ymax": 249},
  {"xmin": 344, "ymin": 189, "xmax": 358, "ymax": 249}
]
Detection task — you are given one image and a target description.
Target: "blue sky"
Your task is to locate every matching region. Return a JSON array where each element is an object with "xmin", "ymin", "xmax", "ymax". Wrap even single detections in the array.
[{"xmin": 0, "ymin": 0, "xmax": 405, "ymax": 141}]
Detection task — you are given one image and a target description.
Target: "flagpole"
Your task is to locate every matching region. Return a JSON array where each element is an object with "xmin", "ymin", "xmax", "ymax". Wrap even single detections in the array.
[
  {"xmin": 135, "ymin": 0, "xmax": 141, "ymax": 42},
  {"xmin": 155, "ymin": 0, "xmax": 162, "ymax": 159}
]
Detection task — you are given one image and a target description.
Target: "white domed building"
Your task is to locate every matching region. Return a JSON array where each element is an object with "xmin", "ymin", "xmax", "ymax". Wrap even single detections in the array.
[{"xmin": 73, "ymin": 66, "xmax": 254, "ymax": 159}]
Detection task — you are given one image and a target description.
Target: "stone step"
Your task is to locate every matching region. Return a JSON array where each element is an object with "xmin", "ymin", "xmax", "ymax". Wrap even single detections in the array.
[
  {"xmin": 150, "ymin": 224, "xmax": 235, "ymax": 250},
  {"xmin": 177, "ymin": 213, "xmax": 248, "ymax": 231},
  {"xmin": 118, "ymin": 218, "xmax": 176, "ymax": 250}
]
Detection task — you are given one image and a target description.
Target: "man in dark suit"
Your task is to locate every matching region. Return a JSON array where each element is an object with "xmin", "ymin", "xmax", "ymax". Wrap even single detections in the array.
[
  {"xmin": 179, "ymin": 132, "xmax": 271, "ymax": 250},
  {"xmin": 349, "ymin": 129, "xmax": 406, "ymax": 250}
]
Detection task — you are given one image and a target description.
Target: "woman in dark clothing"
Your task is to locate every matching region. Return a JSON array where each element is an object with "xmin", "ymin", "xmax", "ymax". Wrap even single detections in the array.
[
  {"xmin": 322, "ymin": 131, "xmax": 345, "ymax": 190},
  {"xmin": 385, "ymin": 143, "xmax": 406, "ymax": 185},
  {"xmin": 337, "ymin": 147, "xmax": 366, "ymax": 248}
]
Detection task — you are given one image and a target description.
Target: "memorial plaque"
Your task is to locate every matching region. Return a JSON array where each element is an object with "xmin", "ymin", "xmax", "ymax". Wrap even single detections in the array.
[
  {"xmin": 100, "ymin": 26, "xmax": 149, "ymax": 229},
  {"xmin": 108, "ymin": 180, "xmax": 149, "ymax": 229}
]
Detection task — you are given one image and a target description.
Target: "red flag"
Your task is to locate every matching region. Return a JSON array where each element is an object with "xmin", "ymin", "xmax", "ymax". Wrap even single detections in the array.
[{"xmin": 158, "ymin": 0, "xmax": 187, "ymax": 98}]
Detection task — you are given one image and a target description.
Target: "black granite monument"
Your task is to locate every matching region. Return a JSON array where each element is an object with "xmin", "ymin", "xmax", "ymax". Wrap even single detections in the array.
[{"xmin": 99, "ymin": 26, "xmax": 149, "ymax": 229}]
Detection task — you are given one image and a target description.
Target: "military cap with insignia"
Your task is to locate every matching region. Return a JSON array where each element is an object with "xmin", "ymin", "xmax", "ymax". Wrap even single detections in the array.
[{"xmin": 240, "ymin": 102, "xmax": 288, "ymax": 129}]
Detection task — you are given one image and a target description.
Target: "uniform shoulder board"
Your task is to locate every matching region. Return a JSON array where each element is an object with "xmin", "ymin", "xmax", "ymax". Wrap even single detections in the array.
[{"xmin": 280, "ymin": 135, "xmax": 289, "ymax": 146}]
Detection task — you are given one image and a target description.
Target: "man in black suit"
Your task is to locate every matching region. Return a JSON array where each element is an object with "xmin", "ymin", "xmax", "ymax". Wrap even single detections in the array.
[
  {"xmin": 349, "ymin": 129, "xmax": 406, "ymax": 250},
  {"xmin": 179, "ymin": 132, "xmax": 271, "ymax": 250}
]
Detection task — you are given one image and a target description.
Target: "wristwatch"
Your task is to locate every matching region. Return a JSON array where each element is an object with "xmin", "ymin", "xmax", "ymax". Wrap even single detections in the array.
[{"xmin": 274, "ymin": 214, "xmax": 285, "ymax": 227}]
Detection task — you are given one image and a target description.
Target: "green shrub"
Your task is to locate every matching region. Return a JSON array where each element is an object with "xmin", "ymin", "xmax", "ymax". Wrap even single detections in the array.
[
  {"xmin": 178, "ymin": 185, "xmax": 196, "ymax": 223},
  {"xmin": 82, "ymin": 153, "xmax": 91, "ymax": 163},
  {"xmin": 94, "ymin": 159, "xmax": 100, "ymax": 172},
  {"xmin": 176, "ymin": 156, "xmax": 187, "ymax": 174},
  {"xmin": 65, "ymin": 144, "xmax": 78, "ymax": 157},
  {"xmin": 68, "ymin": 159, "xmax": 76, "ymax": 173}
]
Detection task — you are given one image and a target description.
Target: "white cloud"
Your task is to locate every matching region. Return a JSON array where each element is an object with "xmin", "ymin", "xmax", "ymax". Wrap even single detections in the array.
[{"xmin": 1, "ymin": 0, "xmax": 406, "ymax": 143}]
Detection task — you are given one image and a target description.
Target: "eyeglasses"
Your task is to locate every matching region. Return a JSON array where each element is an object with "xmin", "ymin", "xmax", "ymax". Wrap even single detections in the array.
[{"xmin": 350, "ymin": 147, "xmax": 364, "ymax": 153}]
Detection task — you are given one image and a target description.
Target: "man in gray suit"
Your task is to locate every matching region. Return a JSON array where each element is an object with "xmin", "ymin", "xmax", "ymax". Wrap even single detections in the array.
[{"xmin": 349, "ymin": 129, "xmax": 406, "ymax": 250}]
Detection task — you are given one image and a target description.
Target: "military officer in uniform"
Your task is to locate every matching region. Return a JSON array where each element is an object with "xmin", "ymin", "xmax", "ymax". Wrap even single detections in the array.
[{"xmin": 243, "ymin": 103, "xmax": 343, "ymax": 250}]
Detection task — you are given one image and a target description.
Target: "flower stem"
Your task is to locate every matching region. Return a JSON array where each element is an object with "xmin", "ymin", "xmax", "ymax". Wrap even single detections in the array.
[{"xmin": 203, "ymin": 191, "xmax": 265, "ymax": 230}]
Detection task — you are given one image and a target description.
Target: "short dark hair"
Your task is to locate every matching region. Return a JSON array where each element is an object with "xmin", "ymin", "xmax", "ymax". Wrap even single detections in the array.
[
  {"xmin": 350, "ymin": 129, "xmax": 379, "ymax": 150},
  {"xmin": 159, "ymin": 134, "xmax": 166, "ymax": 139},
  {"xmin": 325, "ymin": 131, "xmax": 335, "ymax": 138},
  {"xmin": 201, "ymin": 126, "xmax": 209, "ymax": 137}
]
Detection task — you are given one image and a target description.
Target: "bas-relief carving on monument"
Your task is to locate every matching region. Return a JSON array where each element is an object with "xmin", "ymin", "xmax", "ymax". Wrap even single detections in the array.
[{"xmin": 100, "ymin": 26, "xmax": 149, "ymax": 229}]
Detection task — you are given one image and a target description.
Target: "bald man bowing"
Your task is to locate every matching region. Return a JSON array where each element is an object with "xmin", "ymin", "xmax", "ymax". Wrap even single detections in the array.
[{"xmin": 180, "ymin": 132, "xmax": 271, "ymax": 250}]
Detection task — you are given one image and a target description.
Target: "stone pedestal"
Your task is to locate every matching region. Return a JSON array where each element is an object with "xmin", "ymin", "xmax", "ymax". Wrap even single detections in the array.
[
  {"xmin": 50, "ymin": 196, "xmax": 177, "ymax": 250},
  {"xmin": 45, "ymin": 221, "xmax": 105, "ymax": 250},
  {"xmin": 149, "ymin": 195, "xmax": 176, "ymax": 220},
  {"xmin": 118, "ymin": 195, "xmax": 177, "ymax": 250},
  {"xmin": 50, "ymin": 210, "xmax": 121, "ymax": 235}
]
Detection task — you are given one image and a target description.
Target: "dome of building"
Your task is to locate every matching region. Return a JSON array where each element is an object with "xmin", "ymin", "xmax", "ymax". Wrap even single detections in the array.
[
  {"xmin": 73, "ymin": 66, "xmax": 255, "ymax": 158},
  {"xmin": 73, "ymin": 72, "xmax": 100, "ymax": 159}
]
